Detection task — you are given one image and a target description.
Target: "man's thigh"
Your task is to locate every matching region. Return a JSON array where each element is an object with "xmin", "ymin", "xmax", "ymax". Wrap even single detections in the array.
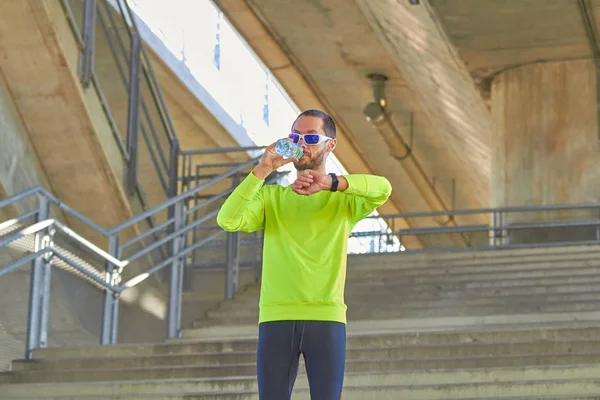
[
  {"xmin": 256, "ymin": 321, "xmax": 301, "ymax": 400},
  {"xmin": 301, "ymin": 321, "xmax": 346, "ymax": 400}
]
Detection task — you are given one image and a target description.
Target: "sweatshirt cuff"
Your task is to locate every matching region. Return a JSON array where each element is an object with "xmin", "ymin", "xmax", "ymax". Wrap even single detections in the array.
[
  {"xmin": 235, "ymin": 171, "xmax": 265, "ymax": 200},
  {"xmin": 342, "ymin": 175, "xmax": 368, "ymax": 196}
]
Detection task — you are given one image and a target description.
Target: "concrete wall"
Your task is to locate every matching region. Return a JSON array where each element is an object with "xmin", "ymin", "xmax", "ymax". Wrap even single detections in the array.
[{"xmin": 0, "ymin": 74, "xmax": 99, "ymax": 370}]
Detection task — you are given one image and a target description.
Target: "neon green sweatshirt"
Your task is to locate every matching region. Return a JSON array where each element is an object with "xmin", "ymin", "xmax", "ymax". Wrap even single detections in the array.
[{"xmin": 216, "ymin": 172, "xmax": 392, "ymax": 324}]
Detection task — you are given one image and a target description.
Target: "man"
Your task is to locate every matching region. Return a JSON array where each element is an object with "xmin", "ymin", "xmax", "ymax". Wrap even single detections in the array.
[{"xmin": 217, "ymin": 109, "xmax": 392, "ymax": 400}]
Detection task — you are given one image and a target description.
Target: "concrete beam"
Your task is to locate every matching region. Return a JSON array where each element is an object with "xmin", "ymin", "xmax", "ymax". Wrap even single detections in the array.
[{"xmin": 355, "ymin": 0, "xmax": 493, "ymax": 209}]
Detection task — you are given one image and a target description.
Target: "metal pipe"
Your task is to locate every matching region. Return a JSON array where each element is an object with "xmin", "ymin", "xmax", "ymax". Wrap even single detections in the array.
[
  {"xmin": 33, "ymin": 189, "xmax": 106, "ymax": 235},
  {"xmin": 373, "ymin": 202, "xmax": 600, "ymax": 220},
  {"xmin": 25, "ymin": 197, "xmax": 50, "ymax": 360},
  {"xmin": 79, "ymin": 0, "xmax": 96, "ymax": 88},
  {"xmin": 350, "ymin": 218, "xmax": 600, "ymax": 238},
  {"xmin": 101, "ymin": 235, "xmax": 120, "ymax": 345},
  {"xmin": 118, "ymin": 0, "xmax": 180, "ymax": 145},
  {"xmin": 181, "ymin": 145, "xmax": 267, "ymax": 155},
  {"xmin": 90, "ymin": 74, "xmax": 130, "ymax": 161},
  {"xmin": 225, "ymin": 173, "xmax": 241, "ymax": 299},
  {"xmin": 0, "ymin": 219, "xmax": 54, "ymax": 250},
  {"xmin": 0, "ymin": 210, "xmax": 37, "ymax": 233},
  {"xmin": 184, "ymin": 188, "xmax": 233, "ymax": 216},
  {"xmin": 59, "ymin": 0, "xmax": 85, "ymax": 48},
  {"xmin": 372, "ymin": 113, "xmax": 453, "ymax": 226},
  {"xmin": 119, "ymin": 230, "xmax": 225, "ymax": 292},
  {"xmin": 38, "ymin": 232, "xmax": 53, "ymax": 349},
  {"xmin": 52, "ymin": 251, "xmax": 118, "ymax": 292},
  {"xmin": 166, "ymin": 202, "xmax": 184, "ymax": 338},
  {"xmin": 53, "ymin": 221, "xmax": 127, "ymax": 269},
  {"xmin": 0, "ymin": 250, "xmax": 52, "ymax": 278},
  {"xmin": 109, "ymin": 156, "xmax": 261, "ymax": 233},
  {"xmin": 121, "ymin": 218, "xmax": 174, "ymax": 250},
  {"xmin": 0, "ymin": 186, "xmax": 42, "ymax": 209},
  {"xmin": 126, "ymin": 208, "xmax": 219, "ymax": 263},
  {"xmin": 126, "ymin": 32, "xmax": 142, "ymax": 196},
  {"xmin": 363, "ymin": 74, "xmax": 453, "ymax": 226},
  {"xmin": 168, "ymin": 141, "xmax": 180, "ymax": 199}
]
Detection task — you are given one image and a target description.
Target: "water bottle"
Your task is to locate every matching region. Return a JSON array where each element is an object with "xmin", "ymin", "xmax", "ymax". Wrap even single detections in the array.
[{"xmin": 275, "ymin": 139, "xmax": 303, "ymax": 159}]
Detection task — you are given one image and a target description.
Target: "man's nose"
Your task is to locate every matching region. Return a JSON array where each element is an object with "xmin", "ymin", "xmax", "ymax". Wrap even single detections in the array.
[{"xmin": 298, "ymin": 139, "xmax": 308, "ymax": 150}]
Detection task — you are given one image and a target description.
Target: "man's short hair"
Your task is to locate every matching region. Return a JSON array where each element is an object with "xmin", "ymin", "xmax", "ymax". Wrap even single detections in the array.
[{"xmin": 294, "ymin": 109, "xmax": 337, "ymax": 139}]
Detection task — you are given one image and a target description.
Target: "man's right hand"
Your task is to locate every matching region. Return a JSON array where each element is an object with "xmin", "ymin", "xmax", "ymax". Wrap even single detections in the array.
[{"xmin": 252, "ymin": 140, "xmax": 298, "ymax": 180}]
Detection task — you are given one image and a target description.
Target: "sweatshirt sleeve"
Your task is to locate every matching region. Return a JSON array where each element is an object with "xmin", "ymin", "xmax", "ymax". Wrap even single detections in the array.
[
  {"xmin": 343, "ymin": 174, "xmax": 392, "ymax": 223},
  {"xmin": 216, "ymin": 172, "xmax": 266, "ymax": 232}
]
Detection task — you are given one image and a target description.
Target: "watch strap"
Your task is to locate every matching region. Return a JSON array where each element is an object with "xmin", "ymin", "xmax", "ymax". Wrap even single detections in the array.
[{"xmin": 329, "ymin": 173, "xmax": 339, "ymax": 192}]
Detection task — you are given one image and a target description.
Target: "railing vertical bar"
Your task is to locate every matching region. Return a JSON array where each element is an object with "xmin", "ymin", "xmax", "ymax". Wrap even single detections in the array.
[
  {"xmin": 96, "ymin": 3, "xmax": 130, "ymax": 88},
  {"xmin": 166, "ymin": 202, "xmax": 185, "ymax": 339},
  {"xmin": 118, "ymin": 0, "xmax": 179, "ymax": 144},
  {"xmin": 79, "ymin": 0, "xmax": 96, "ymax": 88},
  {"xmin": 225, "ymin": 174, "xmax": 241, "ymax": 299},
  {"xmin": 25, "ymin": 196, "xmax": 51, "ymax": 359},
  {"xmin": 101, "ymin": 234, "xmax": 120, "ymax": 345},
  {"xmin": 125, "ymin": 32, "xmax": 142, "ymax": 196}
]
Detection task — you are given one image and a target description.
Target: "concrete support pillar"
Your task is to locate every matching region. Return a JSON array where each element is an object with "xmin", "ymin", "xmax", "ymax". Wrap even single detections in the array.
[{"xmin": 491, "ymin": 59, "xmax": 600, "ymax": 244}]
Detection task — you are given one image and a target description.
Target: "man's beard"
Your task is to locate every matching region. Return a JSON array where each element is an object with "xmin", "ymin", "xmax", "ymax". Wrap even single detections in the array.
[{"xmin": 294, "ymin": 148, "xmax": 327, "ymax": 171}]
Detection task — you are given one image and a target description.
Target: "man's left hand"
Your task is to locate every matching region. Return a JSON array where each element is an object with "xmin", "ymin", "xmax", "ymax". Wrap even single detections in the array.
[{"xmin": 291, "ymin": 170, "xmax": 331, "ymax": 195}]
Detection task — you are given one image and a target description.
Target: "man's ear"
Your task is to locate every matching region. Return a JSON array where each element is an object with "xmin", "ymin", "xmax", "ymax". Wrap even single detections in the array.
[{"xmin": 327, "ymin": 139, "xmax": 337, "ymax": 153}]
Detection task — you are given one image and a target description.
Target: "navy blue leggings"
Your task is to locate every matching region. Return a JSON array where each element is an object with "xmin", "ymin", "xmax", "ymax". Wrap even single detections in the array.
[{"xmin": 256, "ymin": 320, "xmax": 346, "ymax": 400}]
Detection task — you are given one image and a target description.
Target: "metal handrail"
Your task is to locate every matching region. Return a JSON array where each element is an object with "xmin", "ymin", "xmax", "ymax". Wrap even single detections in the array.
[
  {"xmin": 0, "ymin": 155, "xmax": 261, "ymax": 353},
  {"xmin": 351, "ymin": 219, "xmax": 600, "ymax": 238},
  {"xmin": 373, "ymin": 202, "xmax": 600, "ymax": 220},
  {"xmin": 181, "ymin": 145, "xmax": 267, "ymax": 155},
  {"xmin": 0, "ymin": 186, "xmax": 110, "ymax": 236},
  {"xmin": 108, "ymin": 156, "xmax": 260, "ymax": 233}
]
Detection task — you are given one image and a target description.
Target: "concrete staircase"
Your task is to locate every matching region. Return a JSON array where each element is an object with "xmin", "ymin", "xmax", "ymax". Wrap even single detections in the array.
[
  {"xmin": 2, "ymin": 244, "xmax": 600, "ymax": 399},
  {"xmin": 193, "ymin": 243, "xmax": 600, "ymax": 329}
]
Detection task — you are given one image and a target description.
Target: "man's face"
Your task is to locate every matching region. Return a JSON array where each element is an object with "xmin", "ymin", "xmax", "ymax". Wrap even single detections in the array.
[{"xmin": 291, "ymin": 116, "xmax": 335, "ymax": 171}]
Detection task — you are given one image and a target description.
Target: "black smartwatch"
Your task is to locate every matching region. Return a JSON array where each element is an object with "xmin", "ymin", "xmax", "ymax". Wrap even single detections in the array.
[{"xmin": 329, "ymin": 173, "xmax": 339, "ymax": 192}]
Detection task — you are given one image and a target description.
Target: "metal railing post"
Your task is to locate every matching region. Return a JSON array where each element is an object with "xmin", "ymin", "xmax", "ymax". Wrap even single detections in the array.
[
  {"xmin": 79, "ymin": 0, "xmax": 96, "ymax": 88},
  {"xmin": 596, "ymin": 212, "xmax": 600, "ymax": 241},
  {"xmin": 101, "ymin": 234, "xmax": 120, "ymax": 345},
  {"xmin": 251, "ymin": 231, "xmax": 261, "ymax": 283},
  {"xmin": 225, "ymin": 230, "xmax": 240, "ymax": 299},
  {"xmin": 126, "ymin": 32, "xmax": 142, "ymax": 196},
  {"xmin": 491, "ymin": 211, "xmax": 499, "ymax": 247},
  {"xmin": 225, "ymin": 174, "xmax": 241, "ymax": 299},
  {"xmin": 499, "ymin": 211, "xmax": 508, "ymax": 246},
  {"xmin": 166, "ymin": 201, "xmax": 185, "ymax": 339},
  {"xmin": 25, "ymin": 196, "xmax": 52, "ymax": 359},
  {"xmin": 168, "ymin": 141, "xmax": 180, "ymax": 199}
]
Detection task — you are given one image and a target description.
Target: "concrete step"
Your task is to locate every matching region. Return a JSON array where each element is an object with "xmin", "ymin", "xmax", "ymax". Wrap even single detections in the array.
[
  {"xmin": 219, "ymin": 282, "xmax": 600, "ymax": 311},
  {"xmin": 345, "ymin": 267, "xmax": 600, "ymax": 286},
  {"xmin": 345, "ymin": 245, "xmax": 600, "ymax": 269},
  {"xmin": 344, "ymin": 262, "xmax": 600, "ymax": 282},
  {"xmin": 3, "ymin": 364, "xmax": 600, "ymax": 397},
  {"xmin": 199, "ymin": 300, "xmax": 600, "ymax": 327},
  {"xmin": 205, "ymin": 292, "xmax": 600, "ymax": 320},
  {"xmin": 12, "ymin": 340, "xmax": 600, "ymax": 372},
  {"xmin": 186, "ymin": 311, "xmax": 600, "ymax": 340},
  {"xmin": 236, "ymin": 266, "xmax": 600, "ymax": 299},
  {"xmin": 6, "ymin": 351, "xmax": 600, "ymax": 384},
  {"xmin": 203, "ymin": 304, "xmax": 600, "ymax": 325},
  {"xmin": 347, "ymin": 253, "xmax": 600, "ymax": 269},
  {"xmin": 31, "ymin": 322, "xmax": 600, "ymax": 360},
  {"xmin": 240, "ymin": 273, "xmax": 600, "ymax": 297}
]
